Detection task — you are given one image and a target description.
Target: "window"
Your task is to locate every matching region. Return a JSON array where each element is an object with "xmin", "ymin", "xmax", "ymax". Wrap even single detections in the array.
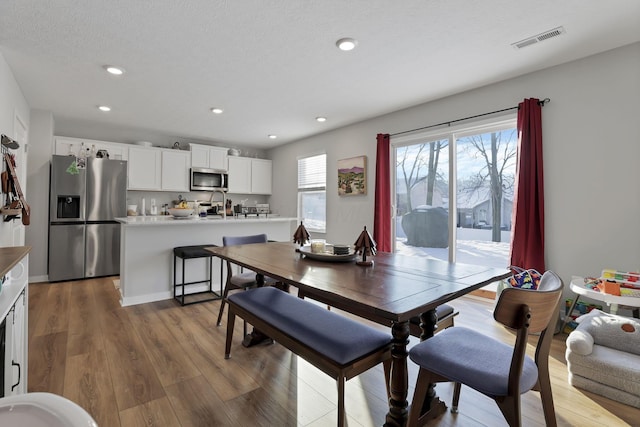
[
  {"xmin": 298, "ymin": 154, "xmax": 326, "ymax": 233},
  {"xmin": 392, "ymin": 117, "xmax": 517, "ymax": 271}
]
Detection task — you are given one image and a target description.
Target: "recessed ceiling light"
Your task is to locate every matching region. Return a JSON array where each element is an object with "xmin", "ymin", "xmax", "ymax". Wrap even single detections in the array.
[
  {"xmin": 268, "ymin": 135, "xmax": 277, "ymax": 139},
  {"xmin": 316, "ymin": 116, "xmax": 327, "ymax": 122},
  {"xmin": 104, "ymin": 65, "xmax": 125, "ymax": 75},
  {"xmin": 336, "ymin": 38, "xmax": 357, "ymax": 51},
  {"xmin": 211, "ymin": 108, "xmax": 224, "ymax": 114},
  {"xmin": 98, "ymin": 105, "xmax": 111, "ymax": 112}
]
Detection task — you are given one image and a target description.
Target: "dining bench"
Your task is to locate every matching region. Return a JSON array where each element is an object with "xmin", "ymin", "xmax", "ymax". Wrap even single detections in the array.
[{"xmin": 224, "ymin": 286, "xmax": 392, "ymax": 427}]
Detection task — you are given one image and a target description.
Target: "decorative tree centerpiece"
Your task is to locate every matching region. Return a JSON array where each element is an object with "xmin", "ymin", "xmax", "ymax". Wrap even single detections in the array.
[
  {"xmin": 354, "ymin": 226, "xmax": 376, "ymax": 266},
  {"xmin": 293, "ymin": 221, "xmax": 310, "ymax": 251}
]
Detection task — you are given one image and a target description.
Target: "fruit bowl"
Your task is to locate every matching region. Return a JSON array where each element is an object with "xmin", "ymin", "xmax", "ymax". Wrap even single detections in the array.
[{"xmin": 168, "ymin": 208, "xmax": 194, "ymax": 218}]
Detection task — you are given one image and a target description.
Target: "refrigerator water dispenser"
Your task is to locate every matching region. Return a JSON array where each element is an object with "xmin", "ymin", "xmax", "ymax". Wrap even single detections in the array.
[{"xmin": 56, "ymin": 196, "xmax": 81, "ymax": 219}]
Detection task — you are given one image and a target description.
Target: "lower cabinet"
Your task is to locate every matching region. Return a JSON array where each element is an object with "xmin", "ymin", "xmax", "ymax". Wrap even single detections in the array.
[
  {"xmin": 3, "ymin": 291, "xmax": 26, "ymax": 396},
  {"xmin": 1, "ymin": 252, "xmax": 29, "ymax": 397}
]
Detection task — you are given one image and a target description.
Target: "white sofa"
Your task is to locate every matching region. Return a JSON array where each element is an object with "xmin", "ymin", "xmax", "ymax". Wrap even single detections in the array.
[{"xmin": 565, "ymin": 309, "xmax": 640, "ymax": 408}]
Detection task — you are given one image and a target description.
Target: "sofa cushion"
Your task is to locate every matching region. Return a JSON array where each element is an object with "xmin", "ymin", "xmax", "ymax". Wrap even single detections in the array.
[
  {"xmin": 567, "ymin": 309, "xmax": 640, "ymax": 356},
  {"xmin": 566, "ymin": 344, "xmax": 640, "ymax": 401}
]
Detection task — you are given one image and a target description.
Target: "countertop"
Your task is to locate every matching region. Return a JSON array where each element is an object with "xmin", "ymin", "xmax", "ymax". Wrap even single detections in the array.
[
  {"xmin": 0, "ymin": 246, "xmax": 31, "ymax": 278},
  {"xmin": 115, "ymin": 215, "xmax": 296, "ymax": 226},
  {"xmin": 1, "ymin": 246, "xmax": 30, "ymax": 322}
]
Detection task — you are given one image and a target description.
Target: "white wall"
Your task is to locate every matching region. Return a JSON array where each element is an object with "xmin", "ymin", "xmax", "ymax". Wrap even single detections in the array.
[
  {"xmin": 269, "ymin": 42, "xmax": 640, "ymax": 292},
  {"xmin": 26, "ymin": 110, "xmax": 54, "ymax": 281},
  {"xmin": 0, "ymin": 53, "xmax": 30, "ymax": 248}
]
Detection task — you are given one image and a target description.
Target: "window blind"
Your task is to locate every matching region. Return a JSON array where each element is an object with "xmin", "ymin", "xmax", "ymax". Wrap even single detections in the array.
[{"xmin": 297, "ymin": 154, "xmax": 326, "ymax": 190}]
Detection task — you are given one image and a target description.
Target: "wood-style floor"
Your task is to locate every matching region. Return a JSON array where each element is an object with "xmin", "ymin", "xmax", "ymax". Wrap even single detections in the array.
[{"xmin": 27, "ymin": 277, "xmax": 638, "ymax": 427}]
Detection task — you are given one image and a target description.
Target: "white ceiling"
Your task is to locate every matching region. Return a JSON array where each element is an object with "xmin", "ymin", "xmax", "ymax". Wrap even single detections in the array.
[{"xmin": 1, "ymin": 1, "xmax": 639, "ymax": 148}]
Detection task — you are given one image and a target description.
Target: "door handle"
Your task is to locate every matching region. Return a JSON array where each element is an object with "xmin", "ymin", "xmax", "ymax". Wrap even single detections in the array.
[{"xmin": 11, "ymin": 361, "xmax": 21, "ymax": 391}]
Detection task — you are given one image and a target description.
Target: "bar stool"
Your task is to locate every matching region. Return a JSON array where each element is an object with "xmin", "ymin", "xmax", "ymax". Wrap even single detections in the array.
[{"xmin": 173, "ymin": 244, "xmax": 222, "ymax": 306}]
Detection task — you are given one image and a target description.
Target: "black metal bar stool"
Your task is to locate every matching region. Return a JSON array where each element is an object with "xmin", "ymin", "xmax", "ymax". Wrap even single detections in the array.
[{"xmin": 173, "ymin": 244, "xmax": 222, "ymax": 306}]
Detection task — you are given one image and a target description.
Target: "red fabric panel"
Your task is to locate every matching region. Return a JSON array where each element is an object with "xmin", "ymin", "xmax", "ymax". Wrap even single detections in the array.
[
  {"xmin": 374, "ymin": 133, "xmax": 391, "ymax": 252},
  {"xmin": 510, "ymin": 99, "xmax": 545, "ymax": 272}
]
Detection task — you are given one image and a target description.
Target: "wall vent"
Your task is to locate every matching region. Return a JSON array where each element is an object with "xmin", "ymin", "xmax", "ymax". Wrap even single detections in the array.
[{"xmin": 512, "ymin": 26, "xmax": 566, "ymax": 49}]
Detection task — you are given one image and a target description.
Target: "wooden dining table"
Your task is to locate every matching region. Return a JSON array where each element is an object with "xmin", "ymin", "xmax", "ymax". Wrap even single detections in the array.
[{"xmin": 207, "ymin": 241, "xmax": 510, "ymax": 427}]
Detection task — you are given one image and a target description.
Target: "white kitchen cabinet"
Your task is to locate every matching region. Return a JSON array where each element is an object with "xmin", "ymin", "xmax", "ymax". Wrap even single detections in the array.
[
  {"xmin": 189, "ymin": 143, "xmax": 228, "ymax": 171},
  {"xmin": 1, "ymin": 249, "xmax": 29, "ymax": 397},
  {"xmin": 208, "ymin": 147, "xmax": 229, "ymax": 171},
  {"xmin": 128, "ymin": 146, "xmax": 162, "ymax": 190},
  {"xmin": 161, "ymin": 149, "xmax": 190, "ymax": 191},
  {"xmin": 4, "ymin": 291, "xmax": 26, "ymax": 396},
  {"xmin": 251, "ymin": 158, "xmax": 272, "ymax": 195},
  {"xmin": 227, "ymin": 156, "xmax": 251, "ymax": 193},
  {"xmin": 228, "ymin": 156, "xmax": 272, "ymax": 195},
  {"xmin": 54, "ymin": 136, "xmax": 129, "ymax": 160}
]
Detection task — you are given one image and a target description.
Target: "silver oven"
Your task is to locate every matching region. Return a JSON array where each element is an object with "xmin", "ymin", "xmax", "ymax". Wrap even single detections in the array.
[{"xmin": 190, "ymin": 168, "xmax": 228, "ymax": 192}]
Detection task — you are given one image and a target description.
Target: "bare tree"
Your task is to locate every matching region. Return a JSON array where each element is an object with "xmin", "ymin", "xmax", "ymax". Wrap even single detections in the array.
[
  {"xmin": 459, "ymin": 130, "xmax": 516, "ymax": 242},
  {"xmin": 396, "ymin": 140, "xmax": 448, "ymax": 213},
  {"xmin": 425, "ymin": 140, "xmax": 446, "ymax": 206}
]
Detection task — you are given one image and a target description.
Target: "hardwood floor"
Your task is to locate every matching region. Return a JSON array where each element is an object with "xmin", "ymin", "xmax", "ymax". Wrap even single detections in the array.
[{"xmin": 28, "ymin": 278, "xmax": 638, "ymax": 426}]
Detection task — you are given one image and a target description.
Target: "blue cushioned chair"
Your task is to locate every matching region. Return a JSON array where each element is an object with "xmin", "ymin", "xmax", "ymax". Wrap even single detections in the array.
[
  {"xmin": 407, "ymin": 271, "xmax": 563, "ymax": 427},
  {"xmin": 216, "ymin": 234, "xmax": 277, "ymax": 331}
]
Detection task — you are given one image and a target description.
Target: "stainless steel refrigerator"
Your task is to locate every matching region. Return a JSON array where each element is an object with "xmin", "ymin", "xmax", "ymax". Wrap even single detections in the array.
[{"xmin": 48, "ymin": 155, "xmax": 127, "ymax": 282}]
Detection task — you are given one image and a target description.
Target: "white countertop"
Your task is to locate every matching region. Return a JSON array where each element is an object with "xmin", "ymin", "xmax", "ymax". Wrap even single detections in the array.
[{"xmin": 115, "ymin": 215, "xmax": 296, "ymax": 226}]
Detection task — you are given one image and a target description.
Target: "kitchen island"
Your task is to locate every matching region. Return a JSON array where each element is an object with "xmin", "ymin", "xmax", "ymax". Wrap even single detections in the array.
[{"xmin": 115, "ymin": 215, "xmax": 297, "ymax": 306}]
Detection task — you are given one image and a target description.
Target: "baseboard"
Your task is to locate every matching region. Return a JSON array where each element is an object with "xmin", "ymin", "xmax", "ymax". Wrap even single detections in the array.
[
  {"xmin": 470, "ymin": 288, "xmax": 496, "ymax": 299},
  {"xmin": 120, "ymin": 291, "xmax": 174, "ymax": 307}
]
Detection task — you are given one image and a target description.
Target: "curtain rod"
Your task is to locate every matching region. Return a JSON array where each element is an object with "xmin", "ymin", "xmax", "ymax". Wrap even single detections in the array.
[{"xmin": 390, "ymin": 98, "xmax": 550, "ymax": 137}]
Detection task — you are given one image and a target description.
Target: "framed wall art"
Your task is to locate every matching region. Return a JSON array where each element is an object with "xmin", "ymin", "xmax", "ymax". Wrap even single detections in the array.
[{"xmin": 338, "ymin": 155, "xmax": 367, "ymax": 196}]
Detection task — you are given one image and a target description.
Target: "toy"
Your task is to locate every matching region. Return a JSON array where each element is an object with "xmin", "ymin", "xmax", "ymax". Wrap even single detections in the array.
[
  {"xmin": 565, "ymin": 309, "xmax": 640, "ymax": 408},
  {"xmin": 567, "ymin": 309, "xmax": 640, "ymax": 356}
]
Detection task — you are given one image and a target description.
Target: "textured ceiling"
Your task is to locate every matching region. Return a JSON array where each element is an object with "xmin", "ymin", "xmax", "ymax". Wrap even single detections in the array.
[{"xmin": 1, "ymin": 0, "xmax": 639, "ymax": 148}]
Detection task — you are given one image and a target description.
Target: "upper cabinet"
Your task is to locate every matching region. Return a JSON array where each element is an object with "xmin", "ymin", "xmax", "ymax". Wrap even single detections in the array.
[
  {"xmin": 227, "ymin": 156, "xmax": 251, "ymax": 193},
  {"xmin": 128, "ymin": 146, "xmax": 161, "ymax": 190},
  {"xmin": 190, "ymin": 143, "xmax": 228, "ymax": 171},
  {"xmin": 54, "ymin": 136, "xmax": 129, "ymax": 160},
  {"xmin": 251, "ymin": 158, "xmax": 272, "ymax": 195},
  {"xmin": 228, "ymin": 156, "xmax": 272, "ymax": 195},
  {"xmin": 161, "ymin": 149, "xmax": 190, "ymax": 191},
  {"xmin": 128, "ymin": 147, "xmax": 190, "ymax": 191}
]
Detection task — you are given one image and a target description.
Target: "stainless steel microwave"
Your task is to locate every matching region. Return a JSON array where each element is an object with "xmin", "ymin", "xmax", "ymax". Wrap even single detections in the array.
[{"xmin": 190, "ymin": 168, "xmax": 228, "ymax": 192}]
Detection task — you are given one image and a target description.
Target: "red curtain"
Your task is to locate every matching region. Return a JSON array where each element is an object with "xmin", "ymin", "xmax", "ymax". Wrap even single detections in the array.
[
  {"xmin": 374, "ymin": 133, "xmax": 391, "ymax": 252},
  {"xmin": 510, "ymin": 98, "xmax": 545, "ymax": 272}
]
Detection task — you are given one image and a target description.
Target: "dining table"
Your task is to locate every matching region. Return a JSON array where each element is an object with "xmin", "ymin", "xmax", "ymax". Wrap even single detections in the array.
[{"xmin": 207, "ymin": 241, "xmax": 510, "ymax": 427}]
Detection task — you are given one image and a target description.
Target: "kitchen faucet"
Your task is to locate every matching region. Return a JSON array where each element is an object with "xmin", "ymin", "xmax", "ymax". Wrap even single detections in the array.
[{"xmin": 210, "ymin": 189, "xmax": 227, "ymax": 218}]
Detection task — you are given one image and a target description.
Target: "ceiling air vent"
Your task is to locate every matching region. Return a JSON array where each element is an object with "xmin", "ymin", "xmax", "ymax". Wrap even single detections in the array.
[{"xmin": 512, "ymin": 26, "xmax": 566, "ymax": 49}]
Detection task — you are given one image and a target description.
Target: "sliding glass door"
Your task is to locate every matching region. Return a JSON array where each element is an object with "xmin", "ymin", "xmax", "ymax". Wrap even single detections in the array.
[{"xmin": 392, "ymin": 118, "xmax": 517, "ymax": 270}]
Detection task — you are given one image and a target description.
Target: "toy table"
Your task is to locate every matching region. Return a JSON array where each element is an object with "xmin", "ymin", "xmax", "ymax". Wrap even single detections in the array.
[{"xmin": 561, "ymin": 276, "xmax": 640, "ymax": 333}]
